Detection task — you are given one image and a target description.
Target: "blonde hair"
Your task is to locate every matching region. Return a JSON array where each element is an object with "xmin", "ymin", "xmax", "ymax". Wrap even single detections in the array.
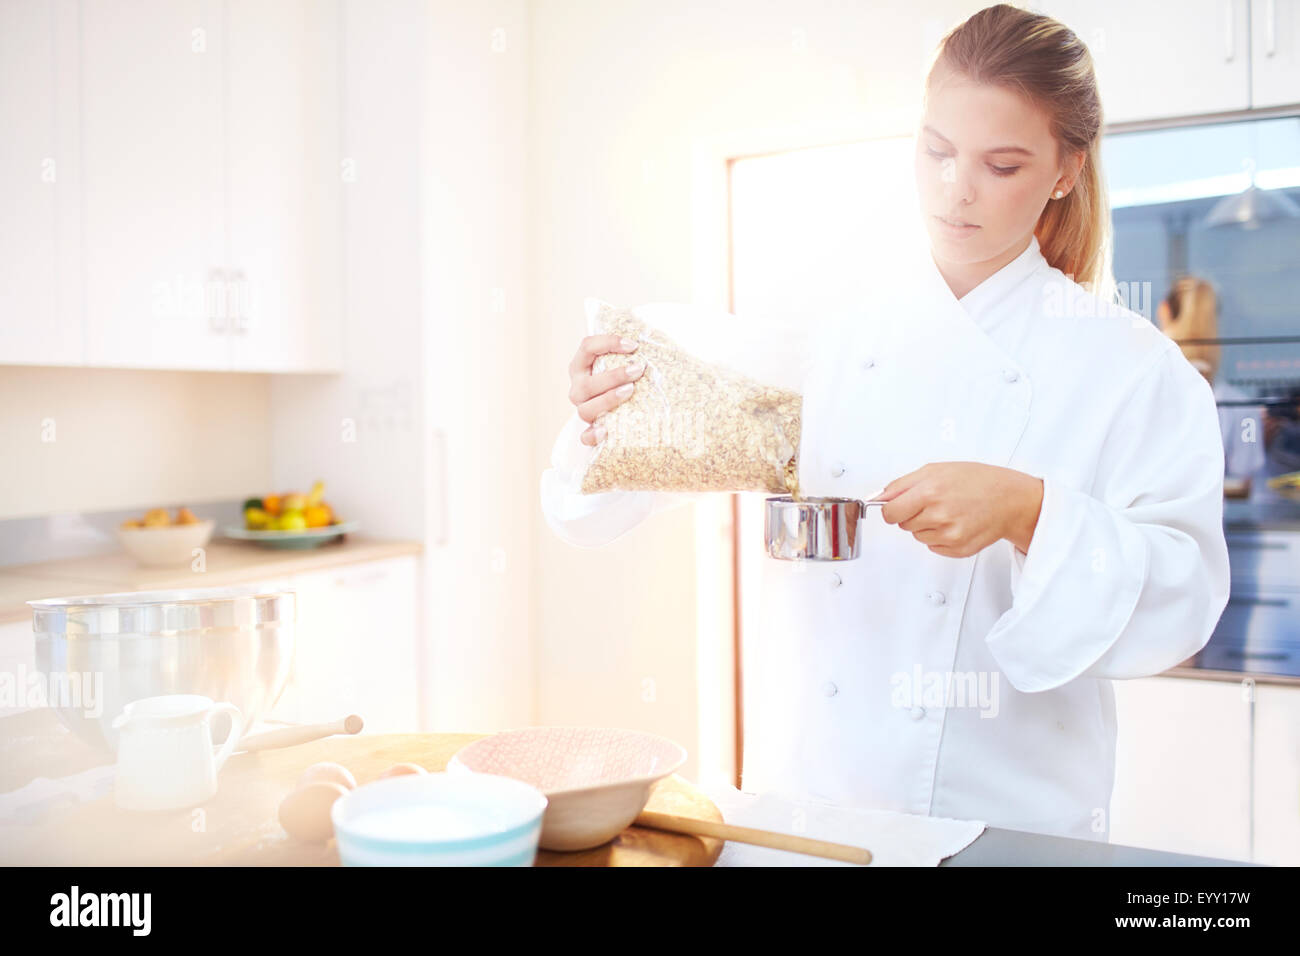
[
  {"xmin": 924, "ymin": 3, "xmax": 1114, "ymax": 300},
  {"xmin": 1162, "ymin": 277, "xmax": 1221, "ymax": 380}
]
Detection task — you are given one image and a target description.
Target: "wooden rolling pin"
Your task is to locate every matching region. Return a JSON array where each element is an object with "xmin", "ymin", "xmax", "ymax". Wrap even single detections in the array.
[
  {"xmin": 634, "ymin": 809, "xmax": 873, "ymax": 865},
  {"xmin": 236, "ymin": 715, "xmax": 364, "ymax": 753}
]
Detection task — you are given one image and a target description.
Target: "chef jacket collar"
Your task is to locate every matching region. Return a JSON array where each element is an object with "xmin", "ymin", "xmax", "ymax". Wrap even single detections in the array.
[{"xmin": 927, "ymin": 232, "xmax": 1047, "ymax": 327}]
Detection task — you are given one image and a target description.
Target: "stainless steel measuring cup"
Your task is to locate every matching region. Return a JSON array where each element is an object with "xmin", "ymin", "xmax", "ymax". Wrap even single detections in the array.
[{"xmin": 764, "ymin": 496, "xmax": 888, "ymax": 561}]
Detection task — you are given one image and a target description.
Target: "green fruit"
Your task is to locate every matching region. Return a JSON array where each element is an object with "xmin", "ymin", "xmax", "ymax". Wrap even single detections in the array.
[
  {"xmin": 242, "ymin": 497, "xmax": 264, "ymax": 511},
  {"xmin": 278, "ymin": 510, "xmax": 307, "ymax": 532},
  {"xmin": 244, "ymin": 507, "xmax": 270, "ymax": 530}
]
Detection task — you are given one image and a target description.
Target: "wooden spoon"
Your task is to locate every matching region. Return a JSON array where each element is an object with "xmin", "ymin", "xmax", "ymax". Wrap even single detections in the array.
[
  {"xmin": 634, "ymin": 809, "xmax": 873, "ymax": 864},
  {"xmin": 236, "ymin": 715, "xmax": 364, "ymax": 753}
]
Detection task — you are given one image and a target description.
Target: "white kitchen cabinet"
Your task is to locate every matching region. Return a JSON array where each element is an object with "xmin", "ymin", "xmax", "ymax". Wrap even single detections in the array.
[
  {"xmin": 11, "ymin": 0, "xmax": 343, "ymax": 373},
  {"xmin": 0, "ymin": 0, "xmax": 82, "ymax": 367},
  {"xmin": 1253, "ymin": 681, "xmax": 1300, "ymax": 865},
  {"xmin": 265, "ymin": 555, "xmax": 421, "ymax": 733},
  {"xmin": 1040, "ymin": 0, "xmax": 1252, "ymax": 123},
  {"xmin": 80, "ymin": 0, "xmax": 229, "ymax": 370},
  {"xmin": 1110, "ymin": 676, "xmax": 1253, "ymax": 861},
  {"xmin": 1251, "ymin": 0, "xmax": 1300, "ymax": 107},
  {"xmin": 226, "ymin": 0, "xmax": 343, "ymax": 373}
]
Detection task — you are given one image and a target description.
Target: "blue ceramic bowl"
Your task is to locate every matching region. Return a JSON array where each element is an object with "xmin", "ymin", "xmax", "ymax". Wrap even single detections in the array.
[{"xmin": 331, "ymin": 772, "xmax": 547, "ymax": 866}]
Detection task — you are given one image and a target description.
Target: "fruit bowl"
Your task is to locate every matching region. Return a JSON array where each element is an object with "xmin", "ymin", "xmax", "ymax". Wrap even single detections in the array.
[
  {"xmin": 223, "ymin": 520, "xmax": 359, "ymax": 550},
  {"xmin": 117, "ymin": 520, "xmax": 216, "ymax": 567}
]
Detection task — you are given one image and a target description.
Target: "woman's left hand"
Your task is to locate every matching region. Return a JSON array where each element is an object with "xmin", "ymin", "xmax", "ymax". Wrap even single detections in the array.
[{"xmin": 876, "ymin": 462, "xmax": 1044, "ymax": 558}]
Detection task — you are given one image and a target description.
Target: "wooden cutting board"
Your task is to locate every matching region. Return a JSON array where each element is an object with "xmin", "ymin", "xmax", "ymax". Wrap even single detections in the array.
[{"xmin": 0, "ymin": 732, "xmax": 724, "ymax": 867}]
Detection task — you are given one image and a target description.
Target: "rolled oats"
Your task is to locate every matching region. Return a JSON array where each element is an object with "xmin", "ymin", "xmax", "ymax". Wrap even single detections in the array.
[{"xmin": 581, "ymin": 302, "xmax": 802, "ymax": 497}]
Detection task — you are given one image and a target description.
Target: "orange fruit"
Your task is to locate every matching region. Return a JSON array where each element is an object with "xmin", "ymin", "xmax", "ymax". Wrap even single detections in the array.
[
  {"xmin": 263, "ymin": 494, "xmax": 282, "ymax": 516},
  {"xmin": 304, "ymin": 505, "xmax": 331, "ymax": 528}
]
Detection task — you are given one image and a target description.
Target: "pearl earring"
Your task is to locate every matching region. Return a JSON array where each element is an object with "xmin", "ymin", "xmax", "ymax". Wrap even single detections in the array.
[{"xmin": 1054, "ymin": 190, "xmax": 1064, "ymax": 199}]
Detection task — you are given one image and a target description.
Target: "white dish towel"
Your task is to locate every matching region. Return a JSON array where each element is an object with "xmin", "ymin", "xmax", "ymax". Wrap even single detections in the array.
[{"xmin": 700, "ymin": 783, "xmax": 986, "ymax": 867}]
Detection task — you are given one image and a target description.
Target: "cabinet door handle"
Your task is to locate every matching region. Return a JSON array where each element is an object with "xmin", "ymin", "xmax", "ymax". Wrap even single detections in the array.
[
  {"xmin": 1223, "ymin": 0, "xmax": 1235, "ymax": 61},
  {"xmin": 1265, "ymin": 0, "xmax": 1277, "ymax": 56},
  {"xmin": 232, "ymin": 269, "xmax": 249, "ymax": 334},
  {"xmin": 207, "ymin": 268, "xmax": 227, "ymax": 332}
]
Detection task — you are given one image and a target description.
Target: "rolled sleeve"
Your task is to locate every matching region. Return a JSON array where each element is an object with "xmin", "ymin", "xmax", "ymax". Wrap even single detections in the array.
[{"xmin": 985, "ymin": 344, "xmax": 1231, "ymax": 692}]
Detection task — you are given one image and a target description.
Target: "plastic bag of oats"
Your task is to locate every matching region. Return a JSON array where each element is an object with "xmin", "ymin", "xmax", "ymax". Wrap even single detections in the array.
[{"xmin": 579, "ymin": 298, "xmax": 803, "ymax": 496}]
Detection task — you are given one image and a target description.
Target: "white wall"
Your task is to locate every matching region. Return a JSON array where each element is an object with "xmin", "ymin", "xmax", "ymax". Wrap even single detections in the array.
[
  {"xmin": 528, "ymin": 0, "xmax": 985, "ymax": 781},
  {"xmin": 0, "ymin": 366, "xmax": 271, "ymax": 521}
]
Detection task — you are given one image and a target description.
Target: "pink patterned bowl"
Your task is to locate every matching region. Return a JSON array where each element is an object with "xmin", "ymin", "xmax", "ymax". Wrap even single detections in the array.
[{"xmin": 446, "ymin": 726, "xmax": 688, "ymax": 851}]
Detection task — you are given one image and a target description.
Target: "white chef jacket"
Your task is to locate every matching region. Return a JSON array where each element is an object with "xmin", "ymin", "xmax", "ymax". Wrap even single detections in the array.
[{"xmin": 540, "ymin": 232, "xmax": 1231, "ymax": 842}]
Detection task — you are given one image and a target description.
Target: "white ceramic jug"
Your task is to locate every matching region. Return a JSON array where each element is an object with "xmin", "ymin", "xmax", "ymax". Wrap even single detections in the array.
[{"xmin": 112, "ymin": 695, "xmax": 243, "ymax": 810}]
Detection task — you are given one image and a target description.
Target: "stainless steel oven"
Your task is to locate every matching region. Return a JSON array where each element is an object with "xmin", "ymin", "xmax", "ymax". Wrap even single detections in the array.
[{"xmin": 1107, "ymin": 111, "xmax": 1300, "ymax": 678}]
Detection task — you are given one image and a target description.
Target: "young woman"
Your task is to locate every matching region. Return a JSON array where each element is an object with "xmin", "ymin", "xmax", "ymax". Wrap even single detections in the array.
[{"xmin": 540, "ymin": 4, "xmax": 1231, "ymax": 841}]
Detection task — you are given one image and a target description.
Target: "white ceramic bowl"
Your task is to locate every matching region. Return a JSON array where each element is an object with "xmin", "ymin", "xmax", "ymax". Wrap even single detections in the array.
[
  {"xmin": 331, "ymin": 772, "xmax": 547, "ymax": 866},
  {"xmin": 447, "ymin": 726, "xmax": 688, "ymax": 852},
  {"xmin": 116, "ymin": 520, "xmax": 215, "ymax": 567}
]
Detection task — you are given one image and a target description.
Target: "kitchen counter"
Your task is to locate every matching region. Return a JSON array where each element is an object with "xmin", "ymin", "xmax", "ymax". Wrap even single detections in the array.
[
  {"xmin": 0, "ymin": 712, "xmax": 723, "ymax": 867},
  {"xmin": 0, "ymin": 709, "xmax": 1260, "ymax": 867},
  {"xmin": 0, "ymin": 535, "xmax": 423, "ymax": 624},
  {"xmin": 943, "ymin": 827, "xmax": 1256, "ymax": 866}
]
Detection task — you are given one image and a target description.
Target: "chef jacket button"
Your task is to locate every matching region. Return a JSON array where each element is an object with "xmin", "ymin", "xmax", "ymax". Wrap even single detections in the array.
[
  {"xmin": 830, "ymin": 461, "xmax": 846, "ymax": 478},
  {"xmin": 1002, "ymin": 368, "xmax": 1020, "ymax": 383},
  {"xmin": 822, "ymin": 681, "xmax": 838, "ymax": 698},
  {"xmin": 927, "ymin": 590, "xmax": 947, "ymax": 606},
  {"xmin": 860, "ymin": 356, "xmax": 875, "ymax": 370},
  {"xmin": 829, "ymin": 571, "xmax": 842, "ymax": 589},
  {"xmin": 909, "ymin": 705, "xmax": 926, "ymax": 720}
]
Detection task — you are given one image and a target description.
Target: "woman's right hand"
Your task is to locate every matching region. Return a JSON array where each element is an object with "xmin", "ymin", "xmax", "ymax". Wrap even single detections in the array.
[{"xmin": 568, "ymin": 334, "xmax": 646, "ymax": 446}]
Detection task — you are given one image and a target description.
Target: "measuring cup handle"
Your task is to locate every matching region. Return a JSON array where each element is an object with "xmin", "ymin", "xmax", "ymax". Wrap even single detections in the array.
[{"xmin": 208, "ymin": 702, "xmax": 244, "ymax": 773}]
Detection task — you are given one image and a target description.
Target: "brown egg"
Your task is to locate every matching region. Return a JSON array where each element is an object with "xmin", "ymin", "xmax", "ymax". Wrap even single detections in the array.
[
  {"xmin": 377, "ymin": 762, "xmax": 427, "ymax": 779},
  {"xmin": 278, "ymin": 782, "xmax": 349, "ymax": 843},
  {"xmin": 296, "ymin": 761, "xmax": 357, "ymax": 792}
]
